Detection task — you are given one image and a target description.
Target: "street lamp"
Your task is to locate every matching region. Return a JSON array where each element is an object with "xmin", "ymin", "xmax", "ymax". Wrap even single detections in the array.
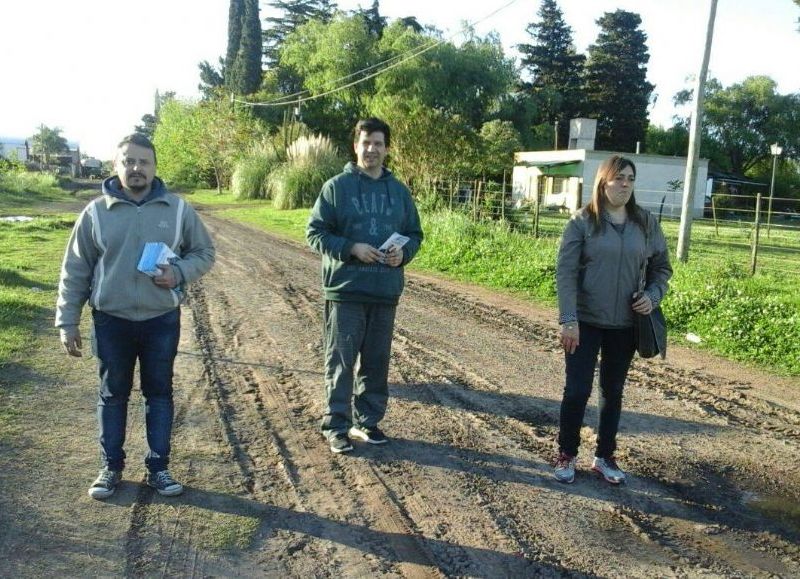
[{"xmin": 767, "ymin": 142, "xmax": 782, "ymax": 237}]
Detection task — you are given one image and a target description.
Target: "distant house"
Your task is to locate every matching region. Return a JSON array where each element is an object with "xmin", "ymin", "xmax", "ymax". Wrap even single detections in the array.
[
  {"xmin": 0, "ymin": 137, "xmax": 30, "ymax": 162},
  {"xmin": 512, "ymin": 119, "xmax": 709, "ymax": 218}
]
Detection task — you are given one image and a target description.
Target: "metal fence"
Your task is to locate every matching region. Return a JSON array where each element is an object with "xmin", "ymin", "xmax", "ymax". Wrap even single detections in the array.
[{"xmin": 416, "ymin": 179, "xmax": 800, "ymax": 277}]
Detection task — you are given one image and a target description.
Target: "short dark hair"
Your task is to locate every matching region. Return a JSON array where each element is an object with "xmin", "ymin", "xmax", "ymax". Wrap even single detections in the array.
[
  {"xmin": 117, "ymin": 133, "xmax": 157, "ymax": 165},
  {"xmin": 353, "ymin": 118, "xmax": 391, "ymax": 148}
]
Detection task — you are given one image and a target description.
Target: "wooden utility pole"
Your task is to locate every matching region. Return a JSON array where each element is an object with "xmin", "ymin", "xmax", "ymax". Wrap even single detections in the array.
[{"xmin": 677, "ymin": 0, "xmax": 718, "ymax": 262}]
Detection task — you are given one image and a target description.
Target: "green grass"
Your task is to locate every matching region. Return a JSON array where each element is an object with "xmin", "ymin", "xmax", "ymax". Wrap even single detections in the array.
[
  {"xmin": 180, "ymin": 189, "xmax": 257, "ymax": 206},
  {"xmin": 0, "ymin": 172, "xmax": 75, "ymax": 212},
  {"xmin": 0, "ymin": 216, "xmax": 75, "ymax": 366}
]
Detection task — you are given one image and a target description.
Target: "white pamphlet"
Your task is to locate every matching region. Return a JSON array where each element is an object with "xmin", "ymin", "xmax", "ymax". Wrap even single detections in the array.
[
  {"xmin": 137, "ymin": 242, "xmax": 178, "ymax": 277},
  {"xmin": 378, "ymin": 232, "xmax": 410, "ymax": 253}
]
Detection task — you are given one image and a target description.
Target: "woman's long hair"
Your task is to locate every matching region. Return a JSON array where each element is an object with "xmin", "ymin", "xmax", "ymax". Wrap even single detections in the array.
[{"xmin": 586, "ymin": 155, "xmax": 646, "ymax": 233}]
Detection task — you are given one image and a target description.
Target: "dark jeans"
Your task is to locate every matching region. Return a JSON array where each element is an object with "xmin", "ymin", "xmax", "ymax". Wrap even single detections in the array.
[
  {"xmin": 92, "ymin": 308, "xmax": 180, "ymax": 473},
  {"xmin": 321, "ymin": 300, "xmax": 396, "ymax": 439},
  {"xmin": 557, "ymin": 322, "xmax": 635, "ymax": 459}
]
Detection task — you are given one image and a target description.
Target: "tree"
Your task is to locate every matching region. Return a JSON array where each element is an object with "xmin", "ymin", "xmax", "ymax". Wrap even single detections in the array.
[
  {"xmin": 198, "ymin": 58, "xmax": 225, "ymax": 99},
  {"xmin": 225, "ymin": 0, "xmax": 244, "ymax": 77},
  {"xmin": 152, "ymin": 98, "xmax": 262, "ymax": 190},
  {"xmin": 30, "ymin": 124, "xmax": 68, "ymax": 167},
  {"xmin": 583, "ymin": 10, "xmax": 654, "ymax": 152},
  {"xmin": 675, "ymin": 76, "xmax": 800, "ymax": 175},
  {"xmin": 135, "ymin": 91, "xmax": 175, "ymax": 139},
  {"xmin": 263, "ymin": 0, "xmax": 338, "ymax": 68},
  {"xmin": 479, "ymin": 120, "xmax": 523, "ymax": 179},
  {"xmin": 280, "ymin": 14, "xmax": 377, "ymax": 144},
  {"xmin": 353, "ymin": 0, "xmax": 386, "ymax": 38},
  {"xmin": 227, "ymin": 0, "xmax": 262, "ymax": 94},
  {"xmin": 517, "ymin": 0, "xmax": 585, "ymax": 148},
  {"xmin": 374, "ymin": 23, "xmax": 516, "ymax": 130}
]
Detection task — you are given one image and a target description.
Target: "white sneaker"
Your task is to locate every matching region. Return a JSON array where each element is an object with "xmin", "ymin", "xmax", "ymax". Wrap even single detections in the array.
[
  {"xmin": 553, "ymin": 453, "xmax": 576, "ymax": 483},
  {"xmin": 591, "ymin": 456, "xmax": 626, "ymax": 484}
]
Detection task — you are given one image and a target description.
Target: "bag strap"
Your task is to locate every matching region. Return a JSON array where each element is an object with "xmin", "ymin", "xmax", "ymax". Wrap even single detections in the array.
[{"xmin": 638, "ymin": 211, "xmax": 651, "ymax": 295}]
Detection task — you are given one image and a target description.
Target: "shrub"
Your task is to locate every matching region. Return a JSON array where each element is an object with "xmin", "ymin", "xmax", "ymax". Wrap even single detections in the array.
[
  {"xmin": 231, "ymin": 143, "xmax": 281, "ymax": 200},
  {"xmin": 269, "ymin": 135, "xmax": 342, "ymax": 210}
]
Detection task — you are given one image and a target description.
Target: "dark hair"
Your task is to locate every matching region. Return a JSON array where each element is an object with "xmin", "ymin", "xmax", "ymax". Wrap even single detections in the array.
[
  {"xmin": 586, "ymin": 154, "xmax": 645, "ymax": 232},
  {"xmin": 353, "ymin": 117, "xmax": 391, "ymax": 148},
  {"xmin": 117, "ymin": 133, "xmax": 157, "ymax": 165}
]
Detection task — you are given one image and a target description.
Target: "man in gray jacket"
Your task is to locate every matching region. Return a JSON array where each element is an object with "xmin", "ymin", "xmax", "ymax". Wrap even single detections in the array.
[{"xmin": 56, "ymin": 134, "xmax": 215, "ymax": 499}]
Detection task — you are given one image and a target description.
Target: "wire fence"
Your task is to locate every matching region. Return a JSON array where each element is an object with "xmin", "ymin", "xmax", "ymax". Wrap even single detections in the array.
[{"xmin": 415, "ymin": 178, "xmax": 800, "ymax": 277}]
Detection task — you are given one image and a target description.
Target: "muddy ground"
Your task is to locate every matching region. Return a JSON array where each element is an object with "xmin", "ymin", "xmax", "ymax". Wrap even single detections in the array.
[{"xmin": 1, "ymin": 210, "xmax": 799, "ymax": 578}]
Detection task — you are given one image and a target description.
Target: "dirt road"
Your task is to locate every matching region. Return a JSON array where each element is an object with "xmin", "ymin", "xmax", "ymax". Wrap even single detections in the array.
[{"xmin": 2, "ymin": 211, "xmax": 799, "ymax": 577}]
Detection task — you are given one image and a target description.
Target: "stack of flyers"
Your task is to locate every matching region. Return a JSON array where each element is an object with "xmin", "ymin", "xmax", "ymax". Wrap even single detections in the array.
[{"xmin": 137, "ymin": 242, "xmax": 178, "ymax": 277}]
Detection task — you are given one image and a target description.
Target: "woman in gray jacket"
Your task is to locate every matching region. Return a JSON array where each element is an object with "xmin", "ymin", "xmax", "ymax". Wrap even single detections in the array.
[{"xmin": 554, "ymin": 155, "xmax": 672, "ymax": 484}]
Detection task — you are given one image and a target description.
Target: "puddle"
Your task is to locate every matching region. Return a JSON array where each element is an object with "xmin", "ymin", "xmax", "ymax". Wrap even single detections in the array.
[
  {"xmin": 745, "ymin": 492, "xmax": 800, "ymax": 531},
  {"xmin": 0, "ymin": 216, "xmax": 34, "ymax": 222}
]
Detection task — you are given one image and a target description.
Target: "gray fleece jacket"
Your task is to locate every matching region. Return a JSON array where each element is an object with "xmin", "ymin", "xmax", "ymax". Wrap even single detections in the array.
[
  {"xmin": 556, "ymin": 207, "xmax": 672, "ymax": 329},
  {"xmin": 55, "ymin": 177, "xmax": 215, "ymax": 327}
]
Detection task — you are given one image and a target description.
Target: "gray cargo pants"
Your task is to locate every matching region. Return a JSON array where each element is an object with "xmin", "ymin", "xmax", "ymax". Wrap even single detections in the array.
[{"xmin": 321, "ymin": 300, "xmax": 396, "ymax": 439}]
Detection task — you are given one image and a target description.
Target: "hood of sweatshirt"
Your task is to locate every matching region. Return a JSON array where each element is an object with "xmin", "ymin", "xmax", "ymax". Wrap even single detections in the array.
[
  {"xmin": 342, "ymin": 161, "xmax": 397, "ymax": 208},
  {"xmin": 102, "ymin": 176, "xmax": 167, "ymax": 204}
]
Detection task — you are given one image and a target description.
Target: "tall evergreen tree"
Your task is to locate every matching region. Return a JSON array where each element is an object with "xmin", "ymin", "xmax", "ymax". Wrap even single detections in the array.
[
  {"xmin": 583, "ymin": 10, "xmax": 654, "ymax": 152},
  {"xmin": 354, "ymin": 0, "xmax": 386, "ymax": 38},
  {"xmin": 227, "ymin": 0, "xmax": 262, "ymax": 94},
  {"xmin": 517, "ymin": 0, "xmax": 585, "ymax": 148},
  {"xmin": 198, "ymin": 58, "xmax": 225, "ymax": 99},
  {"xmin": 225, "ymin": 0, "xmax": 244, "ymax": 76}
]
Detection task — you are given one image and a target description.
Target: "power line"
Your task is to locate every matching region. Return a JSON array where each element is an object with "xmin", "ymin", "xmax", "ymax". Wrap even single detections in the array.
[{"xmin": 233, "ymin": 0, "xmax": 523, "ymax": 108}]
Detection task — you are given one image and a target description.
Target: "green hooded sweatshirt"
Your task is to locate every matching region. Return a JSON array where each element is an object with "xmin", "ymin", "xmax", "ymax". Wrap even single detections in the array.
[{"xmin": 306, "ymin": 162, "xmax": 423, "ymax": 304}]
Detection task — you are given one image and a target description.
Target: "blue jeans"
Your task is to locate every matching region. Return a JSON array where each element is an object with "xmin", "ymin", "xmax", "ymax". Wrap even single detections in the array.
[
  {"xmin": 92, "ymin": 308, "xmax": 180, "ymax": 473},
  {"xmin": 557, "ymin": 322, "xmax": 635, "ymax": 458},
  {"xmin": 321, "ymin": 301, "xmax": 396, "ymax": 439}
]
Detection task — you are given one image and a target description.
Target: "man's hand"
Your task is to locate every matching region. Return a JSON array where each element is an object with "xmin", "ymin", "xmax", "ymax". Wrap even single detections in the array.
[
  {"xmin": 153, "ymin": 265, "xmax": 179, "ymax": 289},
  {"xmin": 560, "ymin": 322, "xmax": 579, "ymax": 355},
  {"xmin": 383, "ymin": 246, "xmax": 403, "ymax": 267},
  {"xmin": 60, "ymin": 326, "xmax": 83, "ymax": 357},
  {"xmin": 350, "ymin": 243, "xmax": 384, "ymax": 264}
]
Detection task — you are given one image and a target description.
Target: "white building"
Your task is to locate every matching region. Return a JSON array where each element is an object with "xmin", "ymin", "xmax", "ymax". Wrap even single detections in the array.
[
  {"xmin": 512, "ymin": 119, "xmax": 709, "ymax": 218},
  {"xmin": 0, "ymin": 138, "xmax": 29, "ymax": 162}
]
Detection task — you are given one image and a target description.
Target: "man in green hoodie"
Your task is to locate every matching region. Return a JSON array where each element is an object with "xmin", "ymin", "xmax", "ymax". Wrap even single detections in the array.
[{"xmin": 307, "ymin": 118, "xmax": 423, "ymax": 454}]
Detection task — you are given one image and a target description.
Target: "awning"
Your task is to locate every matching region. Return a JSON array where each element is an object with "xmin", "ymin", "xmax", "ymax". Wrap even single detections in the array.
[{"xmin": 517, "ymin": 160, "xmax": 582, "ymax": 177}]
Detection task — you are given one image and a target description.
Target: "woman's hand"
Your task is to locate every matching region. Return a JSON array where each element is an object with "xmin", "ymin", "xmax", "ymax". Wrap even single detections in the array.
[
  {"xmin": 560, "ymin": 322, "xmax": 579, "ymax": 354},
  {"xmin": 632, "ymin": 292, "xmax": 653, "ymax": 315}
]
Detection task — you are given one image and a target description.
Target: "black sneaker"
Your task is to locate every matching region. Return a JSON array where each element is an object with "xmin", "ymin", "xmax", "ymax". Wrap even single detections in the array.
[
  {"xmin": 349, "ymin": 425, "xmax": 388, "ymax": 445},
  {"xmin": 329, "ymin": 433, "xmax": 354, "ymax": 454},
  {"xmin": 88, "ymin": 467, "xmax": 122, "ymax": 500},
  {"xmin": 146, "ymin": 470, "xmax": 184, "ymax": 496}
]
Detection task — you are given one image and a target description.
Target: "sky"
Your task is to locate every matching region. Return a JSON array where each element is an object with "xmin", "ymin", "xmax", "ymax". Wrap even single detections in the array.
[{"xmin": 1, "ymin": 0, "xmax": 798, "ymax": 159}]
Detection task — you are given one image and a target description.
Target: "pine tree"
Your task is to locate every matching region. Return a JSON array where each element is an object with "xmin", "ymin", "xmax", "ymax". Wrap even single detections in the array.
[
  {"xmin": 583, "ymin": 10, "xmax": 654, "ymax": 152},
  {"xmin": 355, "ymin": 0, "xmax": 386, "ymax": 38},
  {"xmin": 517, "ymin": 0, "xmax": 585, "ymax": 148},
  {"xmin": 229, "ymin": 0, "xmax": 263, "ymax": 94}
]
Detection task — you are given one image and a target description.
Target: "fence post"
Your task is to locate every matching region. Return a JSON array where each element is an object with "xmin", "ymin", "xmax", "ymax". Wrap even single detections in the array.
[
  {"xmin": 750, "ymin": 192, "xmax": 762, "ymax": 276},
  {"xmin": 711, "ymin": 194, "xmax": 719, "ymax": 237},
  {"xmin": 533, "ymin": 185, "xmax": 541, "ymax": 238},
  {"xmin": 449, "ymin": 180, "xmax": 454, "ymax": 211}
]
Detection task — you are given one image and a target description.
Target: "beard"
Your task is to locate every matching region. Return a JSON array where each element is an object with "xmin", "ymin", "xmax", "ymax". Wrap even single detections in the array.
[{"xmin": 125, "ymin": 173, "xmax": 149, "ymax": 194}]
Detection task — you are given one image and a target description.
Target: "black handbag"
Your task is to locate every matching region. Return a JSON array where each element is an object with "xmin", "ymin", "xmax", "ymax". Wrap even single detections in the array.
[{"xmin": 634, "ymin": 215, "xmax": 667, "ymax": 359}]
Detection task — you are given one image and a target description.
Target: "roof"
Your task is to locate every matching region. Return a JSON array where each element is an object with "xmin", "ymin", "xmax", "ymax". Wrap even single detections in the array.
[{"xmin": 707, "ymin": 169, "xmax": 766, "ymax": 188}]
